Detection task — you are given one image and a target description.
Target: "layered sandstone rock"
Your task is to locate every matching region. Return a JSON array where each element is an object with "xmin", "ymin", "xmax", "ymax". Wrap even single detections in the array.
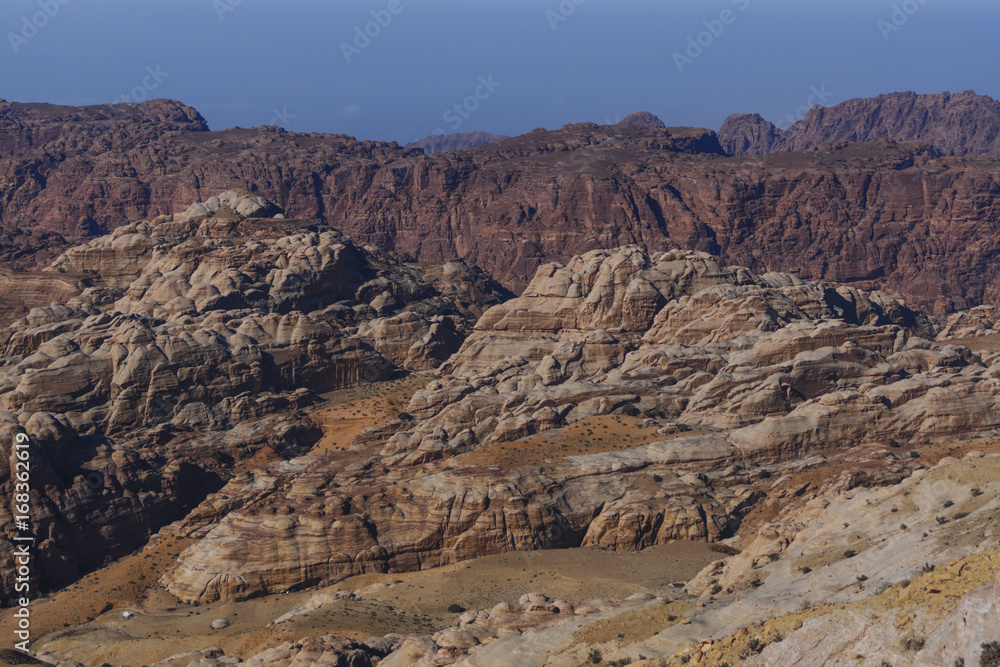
[
  {"xmin": 0, "ymin": 193, "xmax": 507, "ymax": 597},
  {"xmin": 160, "ymin": 247, "xmax": 1000, "ymax": 606}
]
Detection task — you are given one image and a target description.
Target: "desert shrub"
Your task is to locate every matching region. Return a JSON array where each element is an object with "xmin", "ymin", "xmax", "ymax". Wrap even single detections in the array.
[
  {"xmin": 621, "ymin": 404, "xmax": 640, "ymax": 417},
  {"xmin": 588, "ymin": 648, "xmax": 603, "ymax": 664},
  {"xmin": 955, "ymin": 657, "xmax": 965, "ymax": 667},
  {"xmin": 652, "ymin": 474, "xmax": 663, "ymax": 483},
  {"xmin": 843, "ymin": 550, "xmax": 858, "ymax": 558},
  {"xmin": 799, "ymin": 566, "xmax": 812, "ymax": 574},
  {"xmin": 750, "ymin": 578, "xmax": 763, "ymax": 588},
  {"xmin": 710, "ymin": 584, "xmax": 723, "ymax": 595},
  {"xmin": 900, "ymin": 523, "xmax": 908, "ymax": 530},
  {"xmin": 888, "ymin": 439, "xmax": 900, "ymax": 448},
  {"xmin": 768, "ymin": 553, "xmax": 779, "ymax": 562},
  {"xmin": 759, "ymin": 470, "xmax": 772, "ymax": 479},
  {"xmin": 955, "ymin": 512, "xmax": 970, "ymax": 520},
  {"xmin": 901, "ymin": 635, "xmax": 925, "ymax": 651},
  {"xmin": 447, "ymin": 603, "xmax": 466, "ymax": 614},
  {"xmin": 710, "ymin": 544, "xmax": 740, "ymax": 556},
  {"xmin": 857, "ymin": 574, "xmax": 868, "ymax": 582},
  {"xmin": 740, "ymin": 637, "xmax": 766, "ymax": 658},
  {"xmin": 397, "ymin": 411, "xmax": 414, "ymax": 421},
  {"xmin": 921, "ymin": 563, "xmax": 936, "ymax": 573},
  {"xmin": 972, "ymin": 487, "xmax": 984, "ymax": 497},
  {"xmin": 936, "ymin": 516, "xmax": 949, "ymax": 525},
  {"xmin": 982, "ymin": 641, "xmax": 1000, "ymax": 667},
  {"xmin": 943, "ymin": 499, "xmax": 955, "ymax": 508}
]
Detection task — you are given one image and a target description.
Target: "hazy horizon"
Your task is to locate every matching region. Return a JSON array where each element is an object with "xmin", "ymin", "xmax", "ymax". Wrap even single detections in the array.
[{"xmin": 1, "ymin": 0, "xmax": 996, "ymax": 144}]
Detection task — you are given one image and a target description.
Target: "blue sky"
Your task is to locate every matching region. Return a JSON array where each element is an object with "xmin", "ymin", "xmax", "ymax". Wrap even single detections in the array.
[{"xmin": 1, "ymin": 0, "xmax": 996, "ymax": 143}]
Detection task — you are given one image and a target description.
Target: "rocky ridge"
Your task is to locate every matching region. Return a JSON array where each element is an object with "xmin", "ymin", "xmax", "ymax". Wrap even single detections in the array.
[
  {"xmin": 718, "ymin": 90, "xmax": 1000, "ymax": 157},
  {"xmin": 405, "ymin": 131, "xmax": 509, "ymax": 154}
]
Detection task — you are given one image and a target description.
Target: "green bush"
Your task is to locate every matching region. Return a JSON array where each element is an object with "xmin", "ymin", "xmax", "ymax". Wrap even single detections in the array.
[
  {"xmin": 621, "ymin": 404, "xmax": 640, "ymax": 417},
  {"xmin": 447, "ymin": 603, "xmax": 466, "ymax": 614},
  {"xmin": 588, "ymin": 648, "xmax": 603, "ymax": 664}
]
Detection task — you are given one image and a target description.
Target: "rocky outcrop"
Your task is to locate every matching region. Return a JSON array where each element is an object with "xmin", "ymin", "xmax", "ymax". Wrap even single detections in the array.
[
  {"xmin": 719, "ymin": 90, "xmax": 1000, "ymax": 156},
  {"xmin": 0, "ymin": 192, "xmax": 508, "ymax": 597}
]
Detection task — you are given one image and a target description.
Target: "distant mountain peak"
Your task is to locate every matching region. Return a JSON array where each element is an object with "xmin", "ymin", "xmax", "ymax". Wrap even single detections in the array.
[{"xmin": 618, "ymin": 111, "xmax": 667, "ymax": 129}]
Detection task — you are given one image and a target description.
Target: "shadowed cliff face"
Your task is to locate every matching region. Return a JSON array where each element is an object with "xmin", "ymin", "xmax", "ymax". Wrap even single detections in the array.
[{"xmin": 4, "ymin": 98, "xmax": 1000, "ymax": 313}]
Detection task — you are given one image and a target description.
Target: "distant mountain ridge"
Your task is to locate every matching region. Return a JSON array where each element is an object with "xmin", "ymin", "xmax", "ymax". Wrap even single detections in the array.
[
  {"xmin": 406, "ymin": 130, "xmax": 509, "ymax": 154},
  {"xmin": 718, "ymin": 90, "xmax": 1000, "ymax": 156},
  {"xmin": 5, "ymin": 95, "xmax": 1000, "ymax": 313}
]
